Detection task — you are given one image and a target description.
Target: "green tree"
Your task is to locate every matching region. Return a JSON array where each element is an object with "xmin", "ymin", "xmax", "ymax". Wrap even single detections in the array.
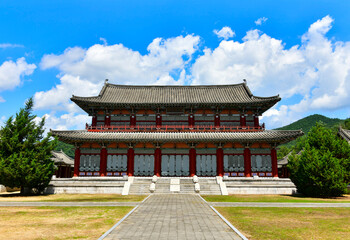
[
  {"xmin": 288, "ymin": 122, "xmax": 350, "ymax": 197},
  {"xmin": 343, "ymin": 118, "xmax": 350, "ymax": 130},
  {"xmin": 0, "ymin": 97, "xmax": 56, "ymax": 195}
]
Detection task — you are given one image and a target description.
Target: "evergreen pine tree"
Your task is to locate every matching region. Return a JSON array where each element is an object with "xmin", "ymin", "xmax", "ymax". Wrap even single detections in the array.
[
  {"xmin": 0, "ymin": 97, "xmax": 56, "ymax": 195},
  {"xmin": 288, "ymin": 122, "xmax": 350, "ymax": 197}
]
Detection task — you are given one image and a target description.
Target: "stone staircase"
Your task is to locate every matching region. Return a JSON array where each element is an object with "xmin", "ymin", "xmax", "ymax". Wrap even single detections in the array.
[
  {"xmin": 127, "ymin": 177, "xmax": 223, "ymax": 195},
  {"xmin": 128, "ymin": 177, "xmax": 153, "ymax": 195},
  {"xmin": 198, "ymin": 178, "xmax": 222, "ymax": 195}
]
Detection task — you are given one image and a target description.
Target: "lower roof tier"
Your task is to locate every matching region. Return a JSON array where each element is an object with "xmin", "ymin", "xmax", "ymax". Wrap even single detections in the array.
[{"xmin": 51, "ymin": 130, "xmax": 303, "ymax": 145}]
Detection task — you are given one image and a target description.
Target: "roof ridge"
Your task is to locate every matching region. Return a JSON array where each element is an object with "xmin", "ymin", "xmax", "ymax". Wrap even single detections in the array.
[{"xmin": 105, "ymin": 82, "xmax": 247, "ymax": 88}]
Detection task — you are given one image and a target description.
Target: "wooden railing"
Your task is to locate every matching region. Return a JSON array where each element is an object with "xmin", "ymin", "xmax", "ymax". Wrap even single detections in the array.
[{"xmin": 86, "ymin": 124, "xmax": 265, "ymax": 132}]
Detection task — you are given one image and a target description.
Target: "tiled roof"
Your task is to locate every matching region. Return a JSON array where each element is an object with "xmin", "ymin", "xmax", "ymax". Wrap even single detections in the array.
[
  {"xmin": 51, "ymin": 130, "xmax": 303, "ymax": 145},
  {"xmin": 51, "ymin": 150, "xmax": 74, "ymax": 166},
  {"xmin": 71, "ymin": 82, "xmax": 280, "ymax": 113},
  {"xmin": 338, "ymin": 127, "xmax": 350, "ymax": 143}
]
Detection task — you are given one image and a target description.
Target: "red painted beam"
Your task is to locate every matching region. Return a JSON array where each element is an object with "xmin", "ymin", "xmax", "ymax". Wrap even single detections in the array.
[
  {"xmin": 154, "ymin": 148, "xmax": 161, "ymax": 176},
  {"xmin": 240, "ymin": 114, "xmax": 246, "ymax": 127},
  {"xmin": 188, "ymin": 114, "xmax": 194, "ymax": 127},
  {"xmin": 189, "ymin": 148, "xmax": 196, "ymax": 176},
  {"xmin": 74, "ymin": 148, "xmax": 80, "ymax": 177},
  {"xmin": 156, "ymin": 114, "xmax": 162, "ymax": 128},
  {"xmin": 244, "ymin": 148, "xmax": 251, "ymax": 177},
  {"xmin": 254, "ymin": 115, "xmax": 259, "ymax": 128},
  {"xmin": 214, "ymin": 114, "xmax": 220, "ymax": 128},
  {"xmin": 127, "ymin": 148, "xmax": 135, "ymax": 176},
  {"xmin": 216, "ymin": 148, "xmax": 224, "ymax": 177},
  {"xmin": 130, "ymin": 115, "xmax": 136, "ymax": 127}
]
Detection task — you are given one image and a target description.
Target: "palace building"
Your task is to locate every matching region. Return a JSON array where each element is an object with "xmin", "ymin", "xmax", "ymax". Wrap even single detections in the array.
[{"xmin": 51, "ymin": 80, "xmax": 303, "ymax": 178}]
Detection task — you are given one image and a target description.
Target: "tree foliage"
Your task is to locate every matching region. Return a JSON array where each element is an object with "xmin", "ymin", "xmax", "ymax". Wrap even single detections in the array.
[
  {"xmin": 55, "ymin": 141, "xmax": 74, "ymax": 158},
  {"xmin": 288, "ymin": 122, "xmax": 350, "ymax": 197},
  {"xmin": 0, "ymin": 97, "xmax": 56, "ymax": 194}
]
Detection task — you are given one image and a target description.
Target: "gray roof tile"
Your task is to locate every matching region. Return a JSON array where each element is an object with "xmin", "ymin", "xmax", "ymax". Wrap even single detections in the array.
[
  {"xmin": 71, "ymin": 82, "xmax": 280, "ymax": 113},
  {"xmin": 339, "ymin": 127, "xmax": 350, "ymax": 143},
  {"xmin": 51, "ymin": 130, "xmax": 303, "ymax": 145}
]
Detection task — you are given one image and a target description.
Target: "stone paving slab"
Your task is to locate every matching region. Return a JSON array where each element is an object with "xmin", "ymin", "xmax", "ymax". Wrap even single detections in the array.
[
  {"xmin": 210, "ymin": 202, "xmax": 350, "ymax": 208},
  {"xmin": 0, "ymin": 202, "xmax": 139, "ymax": 207},
  {"xmin": 104, "ymin": 194, "xmax": 242, "ymax": 240}
]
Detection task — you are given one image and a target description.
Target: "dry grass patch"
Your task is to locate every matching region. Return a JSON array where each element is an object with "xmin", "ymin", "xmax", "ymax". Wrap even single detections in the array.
[
  {"xmin": 0, "ymin": 206, "xmax": 132, "ymax": 240},
  {"xmin": 203, "ymin": 194, "xmax": 350, "ymax": 203},
  {"xmin": 0, "ymin": 193, "xmax": 146, "ymax": 202},
  {"xmin": 217, "ymin": 207, "xmax": 350, "ymax": 240}
]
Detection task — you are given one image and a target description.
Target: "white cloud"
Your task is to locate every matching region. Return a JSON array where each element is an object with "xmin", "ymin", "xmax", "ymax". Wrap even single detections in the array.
[
  {"xmin": 255, "ymin": 17, "xmax": 268, "ymax": 26},
  {"xmin": 35, "ymin": 35, "xmax": 200, "ymax": 113},
  {"xmin": 213, "ymin": 27, "xmax": 235, "ymax": 40},
  {"xmin": 36, "ymin": 113, "xmax": 91, "ymax": 132},
  {"xmin": 191, "ymin": 15, "xmax": 350, "ymax": 128},
  {"xmin": 0, "ymin": 57, "xmax": 36, "ymax": 100},
  {"xmin": 0, "ymin": 43, "xmax": 24, "ymax": 48},
  {"xmin": 35, "ymin": 15, "xmax": 350, "ymax": 130}
]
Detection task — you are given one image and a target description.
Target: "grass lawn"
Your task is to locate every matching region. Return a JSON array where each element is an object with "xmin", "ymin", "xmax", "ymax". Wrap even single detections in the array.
[
  {"xmin": 0, "ymin": 193, "xmax": 146, "ymax": 202},
  {"xmin": 217, "ymin": 207, "xmax": 350, "ymax": 240},
  {"xmin": 202, "ymin": 194, "xmax": 350, "ymax": 203},
  {"xmin": 0, "ymin": 206, "xmax": 132, "ymax": 240}
]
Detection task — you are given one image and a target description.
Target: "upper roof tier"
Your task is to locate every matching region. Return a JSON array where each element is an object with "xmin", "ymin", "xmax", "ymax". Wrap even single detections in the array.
[{"xmin": 71, "ymin": 81, "xmax": 281, "ymax": 114}]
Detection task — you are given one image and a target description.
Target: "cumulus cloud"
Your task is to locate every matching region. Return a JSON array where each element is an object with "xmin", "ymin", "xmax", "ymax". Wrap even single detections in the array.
[
  {"xmin": 35, "ymin": 113, "xmax": 91, "ymax": 132},
  {"xmin": 0, "ymin": 57, "xmax": 36, "ymax": 100},
  {"xmin": 36, "ymin": 15, "xmax": 350, "ymax": 130},
  {"xmin": 35, "ymin": 35, "xmax": 200, "ymax": 114},
  {"xmin": 255, "ymin": 17, "xmax": 268, "ymax": 26},
  {"xmin": 213, "ymin": 27, "xmax": 235, "ymax": 40},
  {"xmin": 191, "ymin": 15, "xmax": 350, "ymax": 128}
]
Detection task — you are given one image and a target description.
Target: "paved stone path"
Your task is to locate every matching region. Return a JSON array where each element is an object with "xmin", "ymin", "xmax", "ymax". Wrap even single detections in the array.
[{"xmin": 104, "ymin": 194, "xmax": 242, "ymax": 240}]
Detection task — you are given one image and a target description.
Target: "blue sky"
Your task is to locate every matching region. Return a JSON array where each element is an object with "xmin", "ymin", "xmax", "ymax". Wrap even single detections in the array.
[{"xmin": 0, "ymin": 0, "xmax": 350, "ymax": 130}]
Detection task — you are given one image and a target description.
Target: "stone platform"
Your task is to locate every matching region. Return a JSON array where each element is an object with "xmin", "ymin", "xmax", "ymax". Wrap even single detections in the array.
[
  {"xmin": 45, "ymin": 177, "xmax": 127, "ymax": 194},
  {"xmin": 224, "ymin": 177, "xmax": 297, "ymax": 194},
  {"xmin": 45, "ymin": 176, "xmax": 297, "ymax": 195}
]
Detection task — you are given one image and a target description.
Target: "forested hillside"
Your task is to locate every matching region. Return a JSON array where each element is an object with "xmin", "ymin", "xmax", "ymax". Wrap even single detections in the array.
[
  {"xmin": 55, "ymin": 141, "xmax": 75, "ymax": 158},
  {"xmin": 275, "ymin": 114, "xmax": 344, "ymax": 134}
]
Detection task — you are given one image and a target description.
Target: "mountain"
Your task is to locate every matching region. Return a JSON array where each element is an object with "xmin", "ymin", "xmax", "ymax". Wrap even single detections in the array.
[{"xmin": 275, "ymin": 114, "xmax": 345, "ymax": 134}]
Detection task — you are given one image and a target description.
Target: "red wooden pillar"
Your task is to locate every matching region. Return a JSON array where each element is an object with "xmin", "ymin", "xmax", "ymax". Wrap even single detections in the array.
[
  {"xmin": 154, "ymin": 147, "xmax": 161, "ymax": 176},
  {"xmin": 130, "ymin": 114, "xmax": 136, "ymax": 127},
  {"xmin": 244, "ymin": 147, "xmax": 251, "ymax": 177},
  {"xmin": 74, "ymin": 147, "xmax": 81, "ymax": 177},
  {"xmin": 105, "ymin": 115, "xmax": 111, "ymax": 126},
  {"xmin": 189, "ymin": 147, "xmax": 196, "ymax": 176},
  {"xmin": 240, "ymin": 114, "xmax": 246, "ymax": 127},
  {"xmin": 127, "ymin": 147, "xmax": 135, "ymax": 176},
  {"xmin": 156, "ymin": 114, "xmax": 162, "ymax": 128},
  {"xmin": 100, "ymin": 147, "xmax": 107, "ymax": 176},
  {"xmin": 216, "ymin": 147, "xmax": 224, "ymax": 177},
  {"xmin": 214, "ymin": 114, "xmax": 220, "ymax": 128},
  {"xmin": 188, "ymin": 114, "xmax": 194, "ymax": 127},
  {"xmin": 92, "ymin": 116, "xmax": 97, "ymax": 127},
  {"xmin": 254, "ymin": 115, "xmax": 259, "ymax": 128},
  {"xmin": 271, "ymin": 148, "xmax": 278, "ymax": 177}
]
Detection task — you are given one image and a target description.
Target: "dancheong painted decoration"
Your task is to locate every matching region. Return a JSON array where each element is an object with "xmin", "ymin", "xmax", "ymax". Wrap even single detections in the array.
[{"xmin": 51, "ymin": 80, "xmax": 303, "ymax": 178}]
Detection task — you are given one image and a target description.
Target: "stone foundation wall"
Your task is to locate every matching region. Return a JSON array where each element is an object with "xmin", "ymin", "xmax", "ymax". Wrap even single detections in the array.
[
  {"xmin": 224, "ymin": 177, "xmax": 297, "ymax": 195},
  {"xmin": 45, "ymin": 177, "xmax": 127, "ymax": 194}
]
